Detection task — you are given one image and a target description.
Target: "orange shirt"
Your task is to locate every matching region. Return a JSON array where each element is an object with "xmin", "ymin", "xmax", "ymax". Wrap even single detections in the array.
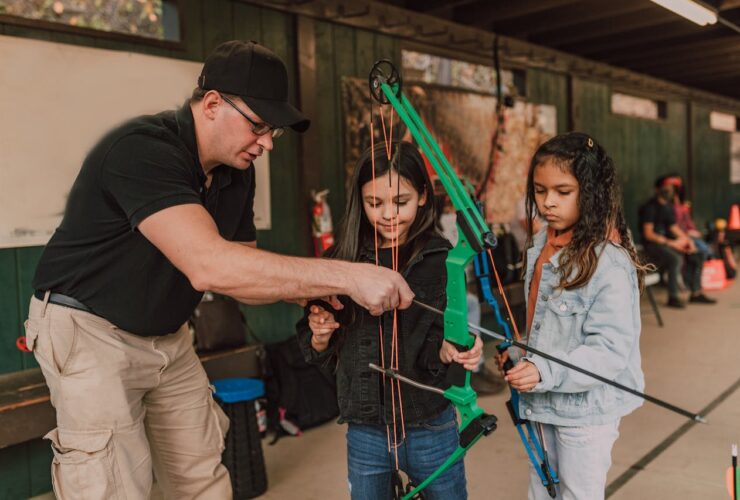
[{"xmin": 526, "ymin": 227, "xmax": 573, "ymax": 332}]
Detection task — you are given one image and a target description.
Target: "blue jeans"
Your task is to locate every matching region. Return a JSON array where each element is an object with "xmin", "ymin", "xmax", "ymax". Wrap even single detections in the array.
[
  {"xmin": 347, "ymin": 406, "xmax": 467, "ymax": 500},
  {"xmin": 692, "ymin": 237, "xmax": 713, "ymax": 259}
]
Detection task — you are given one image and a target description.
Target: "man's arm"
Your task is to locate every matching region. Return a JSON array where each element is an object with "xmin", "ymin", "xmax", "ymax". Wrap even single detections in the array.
[
  {"xmin": 669, "ymin": 224, "xmax": 695, "ymax": 253},
  {"xmin": 669, "ymin": 223, "xmax": 689, "ymax": 241},
  {"xmin": 138, "ymin": 204, "xmax": 413, "ymax": 315},
  {"xmin": 642, "ymin": 222, "xmax": 667, "ymax": 245}
]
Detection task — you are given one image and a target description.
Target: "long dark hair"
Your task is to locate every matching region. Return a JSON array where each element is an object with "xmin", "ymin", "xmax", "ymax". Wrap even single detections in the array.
[
  {"xmin": 524, "ymin": 132, "xmax": 650, "ymax": 290},
  {"xmin": 326, "ymin": 141, "xmax": 439, "ymax": 271}
]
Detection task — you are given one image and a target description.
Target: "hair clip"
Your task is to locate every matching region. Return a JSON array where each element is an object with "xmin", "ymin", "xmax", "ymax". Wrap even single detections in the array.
[{"xmin": 587, "ymin": 137, "xmax": 594, "ymax": 148}]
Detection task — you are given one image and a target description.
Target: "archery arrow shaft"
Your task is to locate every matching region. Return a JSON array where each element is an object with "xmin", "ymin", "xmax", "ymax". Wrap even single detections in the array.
[
  {"xmin": 368, "ymin": 363, "xmax": 445, "ymax": 395},
  {"xmin": 412, "ymin": 299, "xmax": 707, "ymax": 423}
]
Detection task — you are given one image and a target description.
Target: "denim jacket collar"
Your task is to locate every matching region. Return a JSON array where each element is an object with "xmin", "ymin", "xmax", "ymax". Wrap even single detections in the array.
[{"xmin": 527, "ymin": 228, "xmax": 565, "ymax": 272}]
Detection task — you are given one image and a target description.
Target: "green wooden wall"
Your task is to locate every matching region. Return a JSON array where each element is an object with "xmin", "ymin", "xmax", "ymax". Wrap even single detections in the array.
[
  {"xmin": 691, "ymin": 104, "xmax": 740, "ymax": 229},
  {"xmin": 572, "ymin": 78, "xmax": 689, "ymax": 233},
  {"xmin": 1, "ymin": 2, "xmax": 738, "ymax": 497},
  {"xmin": 313, "ymin": 21, "xmax": 400, "ymax": 221}
]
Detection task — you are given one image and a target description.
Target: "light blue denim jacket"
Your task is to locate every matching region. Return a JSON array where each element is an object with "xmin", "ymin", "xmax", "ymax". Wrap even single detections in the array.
[{"xmin": 512, "ymin": 229, "xmax": 645, "ymax": 426}]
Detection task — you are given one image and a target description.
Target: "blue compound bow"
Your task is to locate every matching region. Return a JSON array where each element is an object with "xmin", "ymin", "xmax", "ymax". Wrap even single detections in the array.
[{"xmin": 471, "ymin": 204, "xmax": 559, "ymax": 498}]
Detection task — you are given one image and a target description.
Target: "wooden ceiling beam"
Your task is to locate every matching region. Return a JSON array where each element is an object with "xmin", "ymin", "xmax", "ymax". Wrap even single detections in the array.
[
  {"xmin": 608, "ymin": 37, "xmax": 740, "ymax": 65},
  {"xmin": 643, "ymin": 53, "xmax": 740, "ymax": 77},
  {"xmin": 452, "ymin": 0, "xmax": 582, "ymax": 27},
  {"xmin": 570, "ymin": 21, "xmax": 707, "ymax": 57},
  {"xmin": 678, "ymin": 67, "xmax": 740, "ymax": 83},
  {"xmin": 529, "ymin": 8, "xmax": 678, "ymax": 47},
  {"xmin": 405, "ymin": 0, "xmax": 479, "ymax": 15},
  {"xmin": 496, "ymin": 0, "xmax": 648, "ymax": 37},
  {"xmin": 719, "ymin": 0, "xmax": 740, "ymax": 10}
]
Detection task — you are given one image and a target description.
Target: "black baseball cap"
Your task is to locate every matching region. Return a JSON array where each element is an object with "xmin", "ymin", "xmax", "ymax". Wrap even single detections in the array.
[{"xmin": 198, "ymin": 40, "xmax": 310, "ymax": 132}]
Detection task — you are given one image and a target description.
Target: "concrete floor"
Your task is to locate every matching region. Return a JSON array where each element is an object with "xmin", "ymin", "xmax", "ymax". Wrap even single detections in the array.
[
  {"xmin": 253, "ymin": 282, "xmax": 739, "ymax": 500},
  {"xmin": 32, "ymin": 281, "xmax": 739, "ymax": 500}
]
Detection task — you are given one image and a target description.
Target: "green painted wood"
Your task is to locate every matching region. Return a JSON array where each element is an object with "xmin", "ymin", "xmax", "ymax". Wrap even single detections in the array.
[
  {"xmin": 314, "ymin": 21, "xmax": 343, "ymax": 222},
  {"xmin": 1, "ymin": 22, "xmax": 54, "ymax": 42},
  {"xmin": 572, "ymin": 77, "xmax": 689, "ymax": 234},
  {"xmin": 177, "ymin": 0, "xmax": 204, "ymax": 61},
  {"xmin": 526, "ymin": 68, "xmax": 569, "ymax": 133},
  {"xmin": 0, "ymin": 440, "xmax": 31, "ymax": 499},
  {"xmin": 17, "ymin": 247, "xmax": 44, "ymax": 370},
  {"xmin": 0, "ymin": 249, "xmax": 21, "ymax": 375},
  {"xmin": 202, "ymin": 0, "xmax": 233, "ymax": 55},
  {"xmin": 373, "ymin": 32, "xmax": 398, "ymax": 63},
  {"xmin": 27, "ymin": 438, "xmax": 53, "ymax": 497},
  {"xmin": 328, "ymin": 23, "xmax": 356, "ymax": 220},
  {"xmin": 354, "ymin": 29, "xmax": 375, "ymax": 81},
  {"xmin": 232, "ymin": 2, "xmax": 262, "ymax": 43},
  {"xmin": 691, "ymin": 104, "xmax": 738, "ymax": 229}
]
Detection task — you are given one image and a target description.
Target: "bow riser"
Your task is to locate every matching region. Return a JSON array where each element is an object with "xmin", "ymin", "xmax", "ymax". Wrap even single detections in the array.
[{"xmin": 372, "ymin": 64, "xmax": 498, "ymax": 500}]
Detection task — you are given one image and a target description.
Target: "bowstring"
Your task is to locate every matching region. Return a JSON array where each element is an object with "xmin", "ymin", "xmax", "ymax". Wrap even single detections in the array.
[
  {"xmin": 374, "ymin": 101, "xmax": 406, "ymax": 470},
  {"xmin": 370, "ymin": 100, "xmax": 392, "ymax": 454}
]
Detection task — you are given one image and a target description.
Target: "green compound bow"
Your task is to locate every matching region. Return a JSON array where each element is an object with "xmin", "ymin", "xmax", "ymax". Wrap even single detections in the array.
[{"xmin": 366, "ymin": 59, "xmax": 498, "ymax": 500}]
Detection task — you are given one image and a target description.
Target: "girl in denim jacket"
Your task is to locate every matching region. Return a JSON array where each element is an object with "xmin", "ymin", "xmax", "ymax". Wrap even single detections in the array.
[
  {"xmin": 297, "ymin": 141, "xmax": 482, "ymax": 500},
  {"xmin": 499, "ymin": 133, "xmax": 648, "ymax": 500}
]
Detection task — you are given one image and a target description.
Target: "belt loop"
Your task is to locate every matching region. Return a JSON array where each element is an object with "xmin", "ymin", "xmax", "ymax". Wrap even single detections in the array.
[{"xmin": 41, "ymin": 291, "xmax": 51, "ymax": 317}]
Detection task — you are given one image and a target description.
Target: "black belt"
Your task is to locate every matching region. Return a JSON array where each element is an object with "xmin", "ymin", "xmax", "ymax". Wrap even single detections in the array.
[{"xmin": 34, "ymin": 290, "xmax": 93, "ymax": 314}]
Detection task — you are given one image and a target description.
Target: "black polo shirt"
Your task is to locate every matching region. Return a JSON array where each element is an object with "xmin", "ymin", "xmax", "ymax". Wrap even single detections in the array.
[
  {"xmin": 32, "ymin": 104, "xmax": 256, "ymax": 336},
  {"xmin": 639, "ymin": 197, "xmax": 675, "ymax": 241}
]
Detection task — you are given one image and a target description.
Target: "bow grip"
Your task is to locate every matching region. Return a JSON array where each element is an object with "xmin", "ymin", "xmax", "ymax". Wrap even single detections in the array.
[
  {"xmin": 444, "ymin": 340, "xmax": 470, "ymax": 388},
  {"xmin": 496, "ymin": 341, "xmax": 515, "ymax": 372}
]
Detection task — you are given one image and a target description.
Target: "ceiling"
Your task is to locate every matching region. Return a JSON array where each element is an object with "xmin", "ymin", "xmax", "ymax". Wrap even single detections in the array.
[{"xmin": 376, "ymin": 0, "xmax": 740, "ymax": 100}]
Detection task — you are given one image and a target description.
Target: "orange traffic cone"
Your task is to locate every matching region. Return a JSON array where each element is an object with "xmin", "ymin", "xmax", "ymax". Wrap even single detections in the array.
[{"xmin": 729, "ymin": 204, "xmax": 740, "ymax": 231}]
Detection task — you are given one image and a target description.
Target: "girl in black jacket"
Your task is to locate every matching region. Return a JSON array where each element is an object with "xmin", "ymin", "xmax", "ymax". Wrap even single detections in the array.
[{"xmin": 297, "ymin": 141, "xmax": 481, "ymax": 500}]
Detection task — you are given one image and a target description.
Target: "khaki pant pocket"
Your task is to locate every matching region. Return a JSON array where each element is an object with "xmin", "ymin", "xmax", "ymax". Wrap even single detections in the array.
[
  {"xmin": 23, "ymin": 319, "xmax": 38, "ymax": 352},
  {"xmin": 209, "ymin": 396, "xmax": 230, "ymax": 453},
  {"xmin": 46, "ymin": 427, "xmax": 120, "ymax": 500}
]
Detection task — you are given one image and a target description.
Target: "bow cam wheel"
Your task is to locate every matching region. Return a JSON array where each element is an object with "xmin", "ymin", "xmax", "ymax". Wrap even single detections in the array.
[{"xmin": 369, "ymin": 59, "xmax": 402, "ymax": 104}]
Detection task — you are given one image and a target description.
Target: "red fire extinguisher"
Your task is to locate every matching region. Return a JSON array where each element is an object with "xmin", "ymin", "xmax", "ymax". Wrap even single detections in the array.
[{"xmin": 311, "ymin": 189, "xmax": 334, "ymax": 256}]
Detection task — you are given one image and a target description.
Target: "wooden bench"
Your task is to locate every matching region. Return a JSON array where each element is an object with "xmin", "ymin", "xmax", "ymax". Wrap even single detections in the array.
[{"xmin": 0, "ymin": 345, "xmax": 263, "ymax": 449}]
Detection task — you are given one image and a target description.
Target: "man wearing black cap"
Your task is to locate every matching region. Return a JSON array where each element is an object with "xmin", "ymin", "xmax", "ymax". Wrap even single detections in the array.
[{"xmin": 26, "ymin": 40, "xmax": 413, "ymax": 499}]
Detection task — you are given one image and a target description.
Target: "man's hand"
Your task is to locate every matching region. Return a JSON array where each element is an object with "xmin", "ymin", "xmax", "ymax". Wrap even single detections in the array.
[
  {"xmin": 504, "ymin": 360, "xmax": 541, "ymax": 392},
  {"xmin": 667, "ymin": 238, "xmax": 687, "ymax": 252},
  {"xmin": 287, "ymin": 295, "xmax": 344, "ymax": 310},
  {"xmin": 308, "ymin": 305, "xmax": 340, "ymax": 353},
  {"xmin": 685, "ymin": 238, "xmax": 697, "ymax": 254},
  {"xmin": 345, "ymin": 263, "xmax": 414, "ymax": 316},
  {"xmin": 439, "ymin": 336, "xmax": 483, "ymax": 371}
]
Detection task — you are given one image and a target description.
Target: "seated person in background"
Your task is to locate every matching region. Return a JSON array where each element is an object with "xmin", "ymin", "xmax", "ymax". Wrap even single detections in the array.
[
  {"xmin": 708, "ymin": 218, "xmax": 737, "ymax": 280},
  {"xmin": 666, "ymin": 175, "xmax": 713, "ymax": 259},
  {"xmin": 639, "ymin": 175, "xmax": 716, "ymax": 308}
]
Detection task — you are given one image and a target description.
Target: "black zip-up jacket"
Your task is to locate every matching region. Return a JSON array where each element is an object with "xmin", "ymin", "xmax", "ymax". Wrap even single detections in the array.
[{"xmin": 297, "ymin": 235, "xmax": 452, "ymax": 426}]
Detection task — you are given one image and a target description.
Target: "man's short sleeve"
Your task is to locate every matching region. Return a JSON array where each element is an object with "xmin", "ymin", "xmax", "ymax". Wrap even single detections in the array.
[
  {"xmin": 102, "ymin": 134, "xmax": 202, "ymax": 229},
  {"xmin": 233, "ymin": 166, "xmax": 257, "ymax": 242},
  {"xmin": 640, "ymin": 201, "xmax": 658, "ymax": 226}
]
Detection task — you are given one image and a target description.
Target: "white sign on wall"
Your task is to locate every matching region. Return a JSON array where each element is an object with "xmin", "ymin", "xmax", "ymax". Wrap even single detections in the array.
[
  {"xmin": 0, "ymin": 35, "xmax": 271, "ymax": 249},
  {"xmin": 731, "ymin": 132, "xmax": 740, "ymax": 184}
]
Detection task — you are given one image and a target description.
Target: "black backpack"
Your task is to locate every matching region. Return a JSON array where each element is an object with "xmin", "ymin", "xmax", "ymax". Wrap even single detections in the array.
[{"xmin": 262, "ymin": 336, "xmax": 339, "ymax": 442}]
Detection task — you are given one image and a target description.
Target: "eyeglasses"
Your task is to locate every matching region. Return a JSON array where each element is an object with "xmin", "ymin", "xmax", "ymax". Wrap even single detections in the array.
[{"xmin": 221, "ymin": 94, "xmax": 284, "ymax": 139}]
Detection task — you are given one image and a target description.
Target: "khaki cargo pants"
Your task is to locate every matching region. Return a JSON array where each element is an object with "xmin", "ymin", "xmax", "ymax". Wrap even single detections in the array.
[{"xmin": 26, "ymin": 294, "xmax": 232, "ymax": 499}]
